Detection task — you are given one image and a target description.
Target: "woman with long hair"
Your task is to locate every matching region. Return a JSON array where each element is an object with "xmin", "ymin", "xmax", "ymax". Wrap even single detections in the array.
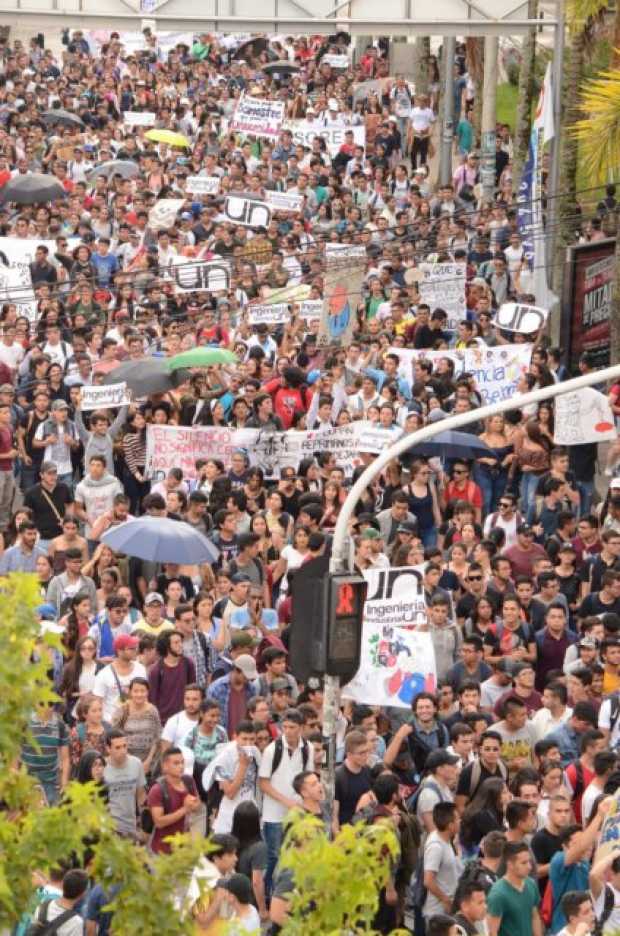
[
  {"xmin": 464, "ymin": 595, "xmax": 497, "ymax": 639},
  {"xmin": 230, "ymin": 801, "xmax": 268, "ymax": 921},
  {"xmin": 75, "ymin": 750, "xmax": 107, "ymax": 800},
  {"xmin": 111, "ymin": 677, "xmax": 161, "ymax": 774},
  {"xmin": 69, "ymin": 696, "xmax": 109, "ymax": 768},
  {"xmin": 403, "ymin": 459, "xmax": 442, "ymax": 548},
  {"xmin": 460, "ymin": 778, "xmax": 509, "ymax": 855},
  {"xmin": 60, "ymin": 635, "xmax": 100, "ymax": 720},
  {"xmin": 474, "ymin": 414, "xmax": 515, "ymax": 516},
  {"xmin": 513, "ymin": 418, "xmax": 552, "ymax": 520},
  {"xmin": 60, "ymin": 593, "xmax": 93, "ymax": 658},
  {"xmin": 122, "ymin": 409, "xmax": 149, "ymax": 514},
  {"xmin": 319, "ymin": 481, "xmax": 343, "ymax": 532}
]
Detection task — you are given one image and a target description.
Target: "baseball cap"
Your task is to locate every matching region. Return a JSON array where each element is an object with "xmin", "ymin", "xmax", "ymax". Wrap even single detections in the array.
[
  {"xmin": 270, "ymin": 677, "xmax": 291, "ymax": 693},
  {"xmin": 40, "ymin": 461, "xmax": 58, "ymax": 474},
  {"xmin": 114, "ymin": 634, "xmax": 139, "ymax": 652},
  {"xmin": 397, "ymin": 521, "xmax": 417, "ymax": 534},
  {"xmin": 144, "ymin": 591, "xmax": 164, "ymax": 605},
  {"xmin": 361, "ymin": 528, "xmax": 381, "ymax": 541},
  {"xmin": 511, "ymin": 662, "xmax": 535, "ymax": 676},
  {"xmin": 36, "ymin": 603, "xmax": 58, "ymax": 621},
  {"xmin": 219, "ymin": 873, "xmax": 254, "ymax": 905},
  {"xmin": 51, "ymin": 399, "xmax": 69, "ymax": 411},
  {"xmin": 230, "ymin": 630, "xmax": 259, "ymax": 649},
  {"xmin": 233, "ymin": 653, "xmax": 258, "ymax": 680},
  {"xmin": 426, "ymin": 750, "xmax": 460, "ymax": 770},
  {"xmin": 230, "ymin": 572, "xmax": 252, "ymax": 584},
  {"xmin": 578, "ymin": 636, "xmax": 598, "ymax": 649},
  {"xmin": 517, "ymin": 522, "xmax": 534, "ymax": 535}
]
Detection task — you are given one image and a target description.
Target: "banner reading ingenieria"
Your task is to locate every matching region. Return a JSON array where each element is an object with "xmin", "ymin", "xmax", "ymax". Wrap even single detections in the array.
[{"xmin": 343, "ymin": 566, "xmax": 435, "ymax": 709}]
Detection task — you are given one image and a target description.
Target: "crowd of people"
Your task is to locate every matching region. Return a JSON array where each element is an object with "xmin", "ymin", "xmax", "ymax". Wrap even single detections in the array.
[{"xmin": 0, "ymin": 21, "xmax": 619, "ymax": 936}]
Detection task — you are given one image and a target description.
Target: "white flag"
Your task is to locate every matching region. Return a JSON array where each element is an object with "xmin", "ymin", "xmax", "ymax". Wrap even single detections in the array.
[{"xmin": 148, "ymin": 199, "xmax": 185, "ymax": 231}]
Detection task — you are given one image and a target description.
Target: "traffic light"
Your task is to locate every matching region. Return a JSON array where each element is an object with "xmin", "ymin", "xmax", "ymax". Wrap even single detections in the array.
[{"xmin": 290, "ymin": 559, "xmax": 366, "ymax": 684}]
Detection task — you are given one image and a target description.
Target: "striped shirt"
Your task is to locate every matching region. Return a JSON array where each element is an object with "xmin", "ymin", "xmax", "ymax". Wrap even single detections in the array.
[{"xmin": 21, "ymin": 711, "xmax": 69, "ymax": 784}]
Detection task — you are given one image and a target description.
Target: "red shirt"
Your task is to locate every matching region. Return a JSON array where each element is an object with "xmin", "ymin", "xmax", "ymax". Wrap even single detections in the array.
[
  {"xmin": 147, "ymin": 776, "xmax": 198, "ymax": 853},
  {"xmin": 565, "ymin": 760, "xmax": 595, "ymax": 824},
  {"xmin": 0, "ymin": 425, "xmax": 14, "ymax": 471}
]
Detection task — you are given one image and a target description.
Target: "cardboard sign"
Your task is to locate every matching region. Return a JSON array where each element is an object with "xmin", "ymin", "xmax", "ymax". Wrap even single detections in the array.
[
  {"xmin": 148, "ymin": 199, "xmax": 185, "ymax": 231},
  {"xmin": 264, "ymin": 190, "xmax": 304, "ymax": 212},
  {"xmin": 298, "ymin": 299, "xmax": 323, "ymax": 320},
  {"xmin": 325, "ymin": 243, "xmax": 367, "ymax": 264},
  {"xmin": 222, "ymin": 196, "xmax": 271, "ymax": 229},
  {"xmin": 343, "ymin": 567, "xmax": 435, "ymax": 708},
  {"xmin": 81, "ymin": 382, "xmax": 131, "ymax": 410},
  {"xmin": 230, "ymin": 96, "xmax": 285, "ymax": 139},
  {"xmin": 123, "ymin": 111, "xmax": 156, "ymax": 127},
  {"xmin": 0, "ymin": 262, "xmax": 37, "ymax": 323},
  {"xmin": 418, "ymin": 262, "xmax": 467, "ymax": 331},
  {"xmin": 322, "ymin": 54, "xmax": 349, "ymax": 68},
  {"xmin": 554, "ymin": 388, "xmax": 617, "ymax": 445},
  {"xmin": 318, "ymin": 259, "xmax": 364, "ymax": 348},
  {"xmin": 284, "ymin": 120, "xmax": 365, "ymax": 156},
  {"xmin": 496, "ymin": 302, "xmax": 549, "ymax": 335},
  {"xmin": 185, "ymin": 176, "xmax": 220, "ymax": 196}
]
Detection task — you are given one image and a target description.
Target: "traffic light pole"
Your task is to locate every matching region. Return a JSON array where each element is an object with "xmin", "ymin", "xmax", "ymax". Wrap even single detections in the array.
[{"xmin": 322, "ymin": 363, "xmax": 620, "ymax": 818}]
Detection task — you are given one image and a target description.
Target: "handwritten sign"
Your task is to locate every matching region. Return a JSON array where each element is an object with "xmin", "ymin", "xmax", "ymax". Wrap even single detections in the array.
[
  {"xmin": 123, "ymin": 111, "xmax": 156, "ymax": 127},
  {"xmin": 322, "ymin": 53, "xmax": 349, "ymax": 68},
  {"xmin": 298, "ymin": 299, "xmax": 323, "ymax": 320},
  {"xmin": 81, "ymin": 382, "xmax": 131, "ymax": 410},
  {"xmin": 325, "ymin": 243, "xmax": 367, "ymax": 264},
  {"xmin": 464, "ymin": 344, "xmax": 533, "ymax": 406},
  {"xmin": 186, "ymin": 176, "xmax": 220, "ymax": 196},
  {"xmin": 388, "ymin": 347, "xmax": 466, "ymax": 382},
  {"xmin": 418, "ymin": 262, "xmax": 467, "ymax": 331},
  {"xmin": 0, "ymin": 261, "xmax": 37, "ymax": 323},
  {"xmin": 284, "ymin": 120, "xmax": 365, "ymax": 156},
  {"xmin": 230, "ymin": 96, "xmax": 285, "ymax": 139},
  {"xmin": 264, "ymin": 191, "xmax": 304, "ymax": 212},
  {"xmin": 554, "ymin": 388, "xmax": 617, "ymax": 445}
]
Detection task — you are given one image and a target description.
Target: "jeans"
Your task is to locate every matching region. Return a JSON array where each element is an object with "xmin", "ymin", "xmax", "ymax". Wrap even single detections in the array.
[
  {"xmin": 41, "ymin": 779, "xmax": 60, "ymax": 805},
  {"xmin": 474, "ymin": 466, "xmax": 508, "ymax": 517},
  {"xmin": 58, "ymin": 471, "xmax": 74, "ymax": 493},
  {"xmin": 0, "ymin": 469, "xmax": 16, "ymax": 531},
  {"xmin": 411, "ymin": 135, "xmax": 430, "ymax": 168},
  {"xmin": 419, "ymin": 527, "xmax": 437, "ymax": 549},
  {"xmin": 263, "ymin": 821, "xmax": 284, "ymax": 899},
  {"xmin": 520, "ymin": 472, "xmax": 541, "ymax": 520},
  {"xmin": 578, "ymin": 481, "xmax": 594, "ymax": 517}
]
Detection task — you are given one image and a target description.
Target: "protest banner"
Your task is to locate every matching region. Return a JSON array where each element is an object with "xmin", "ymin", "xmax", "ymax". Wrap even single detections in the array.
[
  {"xmin": 554, "ymin": 387, "xmax": 617, "ymax": 445},
  {"xmin": 222, "ymin": 196, "xmax": 272, "ymax": 229},
  {"xmin": 145, "ymin": 420, "xmax": 395, "ymax": 481},
  {"xmin": 318, "ymin": 259, "xmax": 364, "ymax": 348},
  {"xmin": 343, "ymin": 566, "xmax": 435, "ymax": 708},
  {"xmin": 148, "ymin": 199, "xmax": 185, "ymax": 231},
  {"xmin": 264, "ymin": 191, "xmax": 304, "ymax": 213},
  {"xmin": 298, "ymin": 299, "xmax": 323, "ymax": 320},
  {"xmin": 263, "ymin": 283, "xmax": 312, "ymax": 306},
  {"xmin": 388, "ymin": 347, "xmax": 466, "ymax": 383},
  {"xmin": 247, "ymin": 303, "xmax": 289, "ymax": 325},
  {"xmin": 170, "ymin": 256, "xmax": 231, "ymax": 294},
  {"xmin": 325, "ymin": 243, "xmax": 367, "ymax": 264},
  {"xmin": 81, "ymin": 382, "xmax": 131, "ymax": 410},
  {"xmin": 496, "ymin": 302, "xmax": 549, "ymax": 335},
  {"xmin": 0, "ymin": 237, "xmax": 78, "ymax": 267},
  {"xmin": 352, "ymin": 78, "xmax": 391, "ymax": 106},
  {"xmin": 594, "ymin": 791, "xmax": 620, "ymax": 862},
  {"xmin": 284, "ymin": 120, "xmax": 365, "ymax": 156},
  {"xmin": 463, "ymin": 344, "xmax": 533, "ymax": 405},
  {"xmin": 229, "ymin": 96, "xmax": 285, "ymax": 139},
  {"xmin": 186, "ymin": 176, "xmax": 220, "ymax": 196},
  {"xmin": 418, "ymin": 262, "xmax": 467, "ymax": 331},
  {"xmin": 322, "ymin": 54, "xmax": 349, "ymax": 68},
  {"xmin": 0, "ymin": 261, "xmax": 37, "ymax": 323},
  {"xmin": 123, "ymin": 111, "xmax": 156, "ymax": 127}
]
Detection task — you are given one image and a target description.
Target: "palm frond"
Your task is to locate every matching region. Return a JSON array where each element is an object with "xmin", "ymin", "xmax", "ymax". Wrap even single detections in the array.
[
  {"xmin": 566, "ymin": 0, "xmax": 610, "ymax": 34},
  {"xmin": 572, "ymin": 60, "xmax": 620, "ymax": 183}
]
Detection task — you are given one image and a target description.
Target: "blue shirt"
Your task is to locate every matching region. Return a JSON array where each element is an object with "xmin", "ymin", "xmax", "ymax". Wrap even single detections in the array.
[
  {"xmin": 546, "ymin": 722, "xmax": 580, "ymax": 767},
  {"xmin": 0, "ymin": 543, "xmax": 47, "ymax": 573},
  {"xmin": 549, "ymin": 851, "xmax": 589, "ymax": 933},
  {"xmin": 91, "ymin": 251, "xmax": 119, "ymax": 287}
]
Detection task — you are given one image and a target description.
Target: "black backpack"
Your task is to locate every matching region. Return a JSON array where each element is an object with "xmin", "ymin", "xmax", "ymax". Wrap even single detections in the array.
[
  {"xmin": 594, "ymin": 884, "xmax": 615, "ymax": 936},
  {"xmin": 27, "ymin": 899, "xmax": 79, "ymax": 936},
  {"xmin": 270, "ymin": 737, "xmax": 310, "ymax": 776},
  {"xmin": 140, "ymin": 775, "xmax": 194, "ymax": 834}
]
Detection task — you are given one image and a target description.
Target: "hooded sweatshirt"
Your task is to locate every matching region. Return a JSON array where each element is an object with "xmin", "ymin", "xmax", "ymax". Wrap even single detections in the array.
[{"xmin": 74, "ymin": 472, "xmax": 123, "ymax": 538}]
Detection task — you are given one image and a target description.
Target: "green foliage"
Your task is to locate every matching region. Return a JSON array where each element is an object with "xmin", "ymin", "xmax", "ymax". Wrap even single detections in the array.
[{"xmin": 279, "ymin": 811, "xmax": 407, "ymax": 936}]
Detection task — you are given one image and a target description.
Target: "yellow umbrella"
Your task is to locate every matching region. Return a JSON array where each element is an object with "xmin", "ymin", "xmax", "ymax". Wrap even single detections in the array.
[{"xmin": 144, "ymin": 128, "xmax": 191, "ymax": 149}]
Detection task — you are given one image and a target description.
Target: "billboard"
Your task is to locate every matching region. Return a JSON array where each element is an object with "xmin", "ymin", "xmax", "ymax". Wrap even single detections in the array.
[{"xmin": 563, "ymin": 238, "xmax": 615, "ymax": 370}]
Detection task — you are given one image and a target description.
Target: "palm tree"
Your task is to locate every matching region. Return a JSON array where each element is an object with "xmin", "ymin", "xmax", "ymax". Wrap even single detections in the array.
[
  {"xmin": 513, "ymin": 0, "xmax": 538, "ymax": 190},
  {"xmin": 573, "ymin": 63, "xmax": 620, "ymax": 362}
]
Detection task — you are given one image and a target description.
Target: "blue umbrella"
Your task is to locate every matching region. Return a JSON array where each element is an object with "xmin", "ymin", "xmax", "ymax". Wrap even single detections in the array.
[
  {"xmin": 102, "ymin": 517, "xmax": 219, "ymax": 565},
  {"xmin": 407, "ymin": 430, "xmax": 493, "ymax": 460}
]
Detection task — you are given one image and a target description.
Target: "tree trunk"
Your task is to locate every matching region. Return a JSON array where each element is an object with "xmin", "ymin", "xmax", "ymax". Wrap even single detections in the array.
[
  {"xmin": 612, "ymin": 5, "xmax": 620, "ymax": 365},
  {"xmin": 513, "ymin": 0, "xmax": 538, "ymax": 190},
  {"xmin": 413, "ymin": 36, "xmax": 431, "ymax": 96},
  {"xmin": 466, "ymin": 37, "xmax": 484, "ymax": 146}
]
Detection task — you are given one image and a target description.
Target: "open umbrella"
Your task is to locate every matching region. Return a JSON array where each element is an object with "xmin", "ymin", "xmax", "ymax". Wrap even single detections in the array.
[
  {"xmin": 0, "ymin": 173, "xmax": 66, "ymax": 205},
  {"xmin": 102, "ymin": 517, "xmax": 219, "ymax": 564},
  {"xmin": 262, "ymin": 60, "xmax": 301, "ymax": 78},
  {"xmin": 145, "ymin": 128, "xmax": 191, "ymax": 149},
  {"xmin": 41, "ymin": 109, "xmax": 85, "ymax": 129},
  {"xmin": 87, "ymin": 159, "xmax": 140, "ymax": 181},
  {"xmin": 407, "ymin": 430, "xmax": 494, "ymax": 460},
  {"xmin": 233, "ymin": 37, "xmax": 277, "ymax": 62},
  {"xmin": 167, "ymin": 348, "xmax": 237, "ymax": 371},
  {"xmin": 101, "ymin": 358, "xmax": 187, "ymax": 395}
]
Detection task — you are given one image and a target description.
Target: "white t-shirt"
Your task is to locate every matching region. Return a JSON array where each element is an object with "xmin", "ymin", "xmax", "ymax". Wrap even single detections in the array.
[
  {"xmin": 410, "ymin": 106, "xmax": 435, "ymax": 135},
  {"xmin": 162, "ymin": 710, "xmax": 199, "ymax": 748},
  {"xmin": 531, "ymin": 706, "xmax": 573, "ymax": 742},
  {"xmin": 259, "ymin": 739, "xmax": 314, "ymax": 823},
  {"xmin": 0, "ymin": 340, "xmax": 24, "ymax": 370},
  {"xmin": 599, "ymin": 696, "xmax": 620, "ymax": 751},
  {"xmin": 92, "ymin": 661, "xmax": 147, "ymax": 721},
  {"xmin": 34, "ymin": 419, "xmax": 78, "ymax": 477},
  {"xmin": 581, "ymin": 779, "xmax": 605, "ymax": 824},
  {"xmin": 31, "ymin": 899, "xmax": 83, "ymax": 935}
]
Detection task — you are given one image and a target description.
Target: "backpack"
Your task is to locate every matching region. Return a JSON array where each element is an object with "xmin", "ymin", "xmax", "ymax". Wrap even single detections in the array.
[
  {"xmin": 27, "ymin": 899, "xmax": 79, "ymax": 936},
  {"xmin": 567, "ymin": 759, "xmax": 585, "ymax": 801},
  {"xmin": 270, "ymin": 737, "xmax": 310, "ymax": 776},
  {"xmin": 608, "ymin": 693, "xmax": 620, "ymax": 737},
  {"xmin": 406, "ymin": 778, "xmax": 445, "ymax": 815},
  {"xmin": 140, "ymin": 774, "xmax": 194, "ymax": 835},
  {"xmin": 594, "ymin": 883, "xmax": 615, "ymax": 936},
  {"xmin": 467, "ymin": 759, "xmax": 508, "ymax": 798}
]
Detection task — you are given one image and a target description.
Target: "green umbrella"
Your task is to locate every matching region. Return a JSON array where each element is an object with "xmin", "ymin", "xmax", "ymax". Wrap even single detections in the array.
[{"xmin": 166, "ymin": 348, "xmax": 238, "ymax": 371}]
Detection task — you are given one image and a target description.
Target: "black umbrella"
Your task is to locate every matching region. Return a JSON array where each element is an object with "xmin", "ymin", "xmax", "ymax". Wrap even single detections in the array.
[
  {"xmin": 102, "ymin": 358, "xmax": 189, "ymax": 396},
  {"xmin": 262, "ymin": 60, "xmax": 301, "ymax": 78},
  {"xmin": 407, "ymin": 430, "xmax": 494, "ymax": 460},
  {"xmin": 233, "ymin": 38, "xmax": 278, "ymax": 62},
  {"xmin": 41, "ymin": 109, "xmax": 85, "ymax": 129},
  {"xmin": 0, "ymin": 173, "xmax": 66, "ymax": 205}
]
